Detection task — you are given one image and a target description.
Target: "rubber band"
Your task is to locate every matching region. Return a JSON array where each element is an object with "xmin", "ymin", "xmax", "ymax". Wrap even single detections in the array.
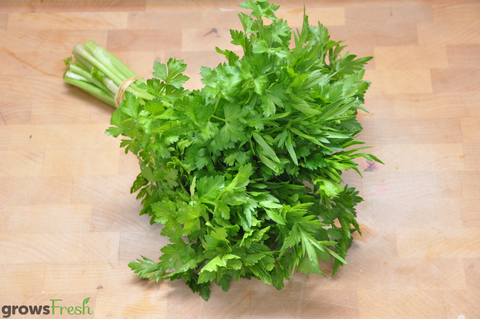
[{"xmin": 115, "ymin": 75, "xmax": 144, "ymax": 108}]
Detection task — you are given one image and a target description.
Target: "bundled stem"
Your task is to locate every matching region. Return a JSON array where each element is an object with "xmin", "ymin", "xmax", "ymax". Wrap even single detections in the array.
[{"xmin": 63, "ymin": 41, "xmax": 154, "ymax": 107}]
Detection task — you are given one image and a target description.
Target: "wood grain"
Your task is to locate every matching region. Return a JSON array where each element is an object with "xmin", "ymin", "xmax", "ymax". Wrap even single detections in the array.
[
  {"xmin": 396, "ymin": 228, "xmax": 480, "ymax": 258},
  {"xmin": 127, "ymin": 11, "xmax": 202, "ymax": 29},
  {"xmin": 442, "ymin": 290, "xmax": 480, "ymax": 319},
  {"xmin": 0, "ymin": 0, "xmax": 147, "ymax": 13},
  {"xmin": 374, "ymin": 45, "xmax": 448, "ymax": 70},
  {"xmin": 0, "ymin": 176, "xmax": 74, "ymax": 205},
  {"xmin": 107, "ymin": 29, "xmax": 181, "ymax": 52},
  {"xmin": 431, "ymin": 68, "xmax": 480, "ymax": 93},
  {"xmin": 0, "ymin": 263, "xmax": 47, "ymax": 297},
  {"xmin": 432, "ymin": 2, "xmax": 480, "ymax": 22},
  {"xmin": 95, "ymin": 291, "xmax": 168, "ymax": 318},
  {"xmin": 328, "ymin": 22, "xmax": 419, "ymax": 48},
  {"xmin": 383, "ymin": 69, "xmax": 433, "ymax": 94},
  {"xmin": 461, "ymin": 170, "xmax": 480, "ymax": 199},
  {"xmin": 181, "ymin": 27, "xmax": 237, "ymax": 52},
  {"xmin": 417, "ymin": 21, "xmax": 480, "ymax": 46},
  {"xmin": 0, "ymin": 232, "xmax": 119, "ymax": 263},
  {"xmin": 461, "ymin": 117, "xmax": 480, "ymax": 143},
  {"xmin": 0, "ymin": 126, "xmax": 11, "ymax": 150},
  {"xmin": 447, "ymin": 44, "xmax": 480, "ymax": 68},
  {"xmin": 1, "ymin": 204, "xmax": 92, "ymax": 233},
  {"xmin": 1, "ymin": 1, "xmax": 479, "ymax": 318},
  {"xmin": 462, "ymin": 199, "xmax": 480, "ymax": 227},
  {"xmin": 361, "ymin": 171, "xmax": 462, "ymax": 200},
  {"xmin": 359, "ymin": 118, "xmax": 463, "ymax": 144},
  {"xmin": 359, "ymin": 197, "xmax": 463, "ymax": 230},
  {"xmin": 0, "ymin": 150, "xmax": 44, "ymax": 177},
  {"xmin": 0, "ymin": 29, "xmax": 108, "ymax": 54},
  {"xmin": 393, "ymin": 92, "xmax": 480, "ymax": 118},
  {"xmin": 363, "ymin": 144, "xmax": 465, "ymax": 172},
  {"xmin": 345, "ymin": 5, "xmax": 433, "ymax": 25},
  {"xmin": 276, "ymin": 7, "xmax": 345, "ymax": 26},
  {"xmin": 7, "ymin": 124, "xmax": 120, "ymax": 151},
  {"xmin": 7, "ymin": 12, "xmax": 129, "ymax": 30}
]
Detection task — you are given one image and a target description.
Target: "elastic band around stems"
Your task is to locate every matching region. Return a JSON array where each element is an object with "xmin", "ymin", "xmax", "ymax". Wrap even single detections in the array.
[{"xmin": 115, "ymin": 76, "xmax": 144, "ymax": 108}]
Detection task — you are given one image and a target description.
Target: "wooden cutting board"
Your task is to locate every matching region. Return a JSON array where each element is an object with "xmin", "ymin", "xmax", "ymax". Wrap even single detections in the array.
[{"xmin": 1, "ymin": 0, "xmax": 479, "ymax": 318}]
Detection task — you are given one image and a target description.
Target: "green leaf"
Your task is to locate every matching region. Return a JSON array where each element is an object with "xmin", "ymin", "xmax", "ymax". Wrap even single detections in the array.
[
  {"xmin": 316, "ymin": 178, "xmax": 344, "ymax": 197},
  {"xmin": 253, "ymin": 75, "xmax": 267, "ymax": 94},
  {"xmin": 264, "ymin": 208, "xmax": 285, "ymax": 225},
  {"xmin": 177, "ymin": 202, "xmax": 203, "ymax": 236},
  {"xmin": 285, "ymin": 132, "xmax": 298, "ymax": 165},
  {"xmin": 151, "ymin": 201, "xmax": 182, "ymax": 237},
  {"xmin": 239, "ymin": 0, "xmax": 264, "ymax": 18},
  {"xmin": 216, "ymin": 275, "xmax": 232, "ymax": 291},
  {"xmin": 153, "ymin": 58, "xmax": 190, "ymax": 89},
  {"xmin": 129, "ymin": 256, "xmax": 163, "ymax": 281},
  {"xmin": 260, "ymin": 200, "xmax": 282, "ymax": 209},
  {"xmin": 204, "ymin": 227, "xmax": 229, "ymax": 250},
  {"xmin": 218, "ymin": 121, "xmax": 245, "ymax": 144},
  {"xmin": 197, "ymin": 175, "xmax": 225, "ymax": 201},
  {"xmin": 200, "ymin": 254, "xmax": 240, "ymax": 274},
  {"xmin": 198, "ymin": 270, "xmax": 216, "ymax": 284},
  {"xmin": 153, "ymin": 61, "xmax": 168, "ymax": 81},
  {"xmin": 190, "ymin": 176, "xmax": 197, "ymax": 198},
  {"xmin": 301, "ymin": 231, "xmax": 320, "ymax": 270},
  {"xmin": 242, "ymin": 252, "xmax": 267, "ymax": 266},
  {"xmin": 120, "ymin": 92, "xmax": 140, "ymax": 119},
  {"xmin": 216, "ymin": 47, "xmax": 240, "ymax": 65},
  {"xmin": 224, "ymin": 164, "xmax": 254, "ymax": 193},
  {"xmin": 238, "ymin": 12, "xmax": 257, "ymax": 35},
  {"xmin": 158, "ymin": 237, "xmax": 194, "ymax": 271},
  {"xmin": 144, "ymin": 98, "xmax": 165, "ymax": 115},
  {"xmin": 305, "ymin": 153, "xmax": 328, "ymax": 170},
  {"xmin": 252, "ymin": 132, "xmax": 280, "ymax": 163},
  {"xmin": 200, "ymin": 256, "xmax": 226, "ymax": 273}
]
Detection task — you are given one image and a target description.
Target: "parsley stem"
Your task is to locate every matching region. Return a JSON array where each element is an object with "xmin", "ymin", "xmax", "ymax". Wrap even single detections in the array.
[
  {"xmin": 211, "ymin": 115, "xmax": 226, "ymax": 122},
  {"xmin": 85, "ymin": 41, "xmax": 137, "ymax": 79},
  {"xmin": 208, "ymin": 94, "xmax": 222, "ymax": 122},
  {"xmin": 68, "ymin": 64, "xmax": 110, "ymax": 94},
  {"xmin": 66, "ymin": 42, "xmax": 155, "ymax": 106},
  {"xmin": 64, "ymin": 77, "xmax": 115, "ymax": 106},
  {"xmin": 178, "ymin": 181, "xmax": 189, "ymax": 195},
  {"xmin": 239, "ymin": 83, "xmax": 253, "ymax": 96},
  {"xmin": 74, "ymin": 43, "xmax": 124, "ymax": 87}
]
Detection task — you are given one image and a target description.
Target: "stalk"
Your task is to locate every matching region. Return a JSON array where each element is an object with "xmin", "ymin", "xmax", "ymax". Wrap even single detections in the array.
[
  {"xmin": 64, "ymin": 42, "xmax": 155, "ymax": 107},
  {"xmin": 80, "ymin": 42, "xmax": 153, "ymax": 100},
  {"xmin": 64, "ymin": 77, "xmax": 115, "ymax": 107},
  {"xmin": 69, "ymin": 64, "xmax": 110, "ymax": 94},
  {"xmin": 73, "ymin": 44, "xmax": 124, "ymax": 87},
  {"xmin": 72, "ymin": 45, "xmax": 93, "ymax": 70},
  {"xmin": 74, "ymin": 59, "xmax": 90, "ymax": 72},
  {"xmin": 84, "ymin": 41, "xmax": 137, "ymax": 78},
  {"xmin": 103, "ymin": 77, "xmax": 119, "ymax": 95}
]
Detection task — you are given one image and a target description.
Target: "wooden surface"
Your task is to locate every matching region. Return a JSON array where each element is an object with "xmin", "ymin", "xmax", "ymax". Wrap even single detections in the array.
[{"xmin": 1, "ymin": 0, "xmax": 479, "ymax": 318}]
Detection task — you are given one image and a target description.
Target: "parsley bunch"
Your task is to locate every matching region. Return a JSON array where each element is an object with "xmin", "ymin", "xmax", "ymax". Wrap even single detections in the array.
[{"xmin": 104, "ymin": 0, "xmax": 382, "ymax": 300}]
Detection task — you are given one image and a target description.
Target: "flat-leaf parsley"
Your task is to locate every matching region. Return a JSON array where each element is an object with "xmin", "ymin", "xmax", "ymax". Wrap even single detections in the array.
[{"xmin": 66, "ymin": 0, "xmax": 383, "ymax": 301}]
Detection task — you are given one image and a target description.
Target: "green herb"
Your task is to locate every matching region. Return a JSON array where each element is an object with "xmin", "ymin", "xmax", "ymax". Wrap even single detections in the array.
[{"xmin": 103, "ymin": 0, "xmax": 381, "ymax": 300}]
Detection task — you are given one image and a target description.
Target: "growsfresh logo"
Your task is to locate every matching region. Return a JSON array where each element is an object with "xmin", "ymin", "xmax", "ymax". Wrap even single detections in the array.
[{"xmin": 2, "ymin": 297, "xmax": 93, "ymax": 318}]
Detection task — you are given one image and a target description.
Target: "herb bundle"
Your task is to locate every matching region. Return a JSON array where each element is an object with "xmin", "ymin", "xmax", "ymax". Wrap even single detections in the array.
[{"xmin": 65, "ymin": 0, "xmax": 381, "ymax": 301}]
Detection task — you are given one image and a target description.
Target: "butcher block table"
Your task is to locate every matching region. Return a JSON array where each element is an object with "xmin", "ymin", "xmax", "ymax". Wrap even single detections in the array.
[{"xmin": 1, "ymin": 0, "xmax": 479, "ymax": 318}]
